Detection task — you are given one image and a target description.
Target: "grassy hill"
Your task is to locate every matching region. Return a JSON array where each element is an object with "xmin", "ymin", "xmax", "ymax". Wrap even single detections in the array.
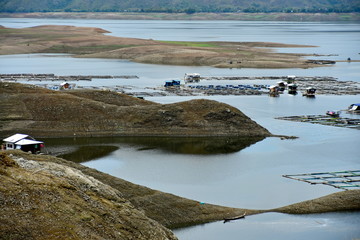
[
  {"xmin": 0, "ymin": 82, "xmax": 272, "ymax": 138},
  {"xmin": 1, "ymin": 0, "xmax": 359, "ymax": 13}
]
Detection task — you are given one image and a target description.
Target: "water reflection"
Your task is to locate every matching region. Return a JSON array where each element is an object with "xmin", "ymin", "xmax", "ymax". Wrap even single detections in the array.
[
  {"xmin": 44, "ymin": 136, "xmax": 265, "ymax": 162},
  {"xmin": 123, "ymin": 136, "xmax": 266, "ymax": 155},
  {"xmin": 59, "ymin": 145, "xmax": 119, "ymax": 163}
]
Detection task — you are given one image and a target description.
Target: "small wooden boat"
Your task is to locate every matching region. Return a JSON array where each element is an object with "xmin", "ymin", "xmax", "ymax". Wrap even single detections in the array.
[
  {"xmin": 348, "ymin": 103, "xmax": 360, "ymax": 114},
  {"xmin": 223, "ymin": 212, "xmax": 246, "ymax": 223},
  {"xmin": 326, "ymin": 111, "xmax": 340, "ymax": 117}
]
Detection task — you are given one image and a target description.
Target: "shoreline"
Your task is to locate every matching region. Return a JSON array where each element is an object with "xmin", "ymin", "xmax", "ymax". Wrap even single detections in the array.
[
  {"xmin": 3, "ymin": 150, "xmax": 360, "ymax": 229},
  {"xmin": 1, "ymin": 12, "xmax": 360, "ymax": 21}
]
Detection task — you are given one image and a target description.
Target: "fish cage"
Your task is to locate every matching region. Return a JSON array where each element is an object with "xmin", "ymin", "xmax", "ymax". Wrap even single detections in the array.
[{"xmin": 283, "ymin": 170, "xmax": 360, "ymax": 190}]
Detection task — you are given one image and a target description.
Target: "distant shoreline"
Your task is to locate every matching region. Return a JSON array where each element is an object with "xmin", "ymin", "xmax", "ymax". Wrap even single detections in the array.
[{"xmin": 1, "ymin": 12, "xmax": 360, "ymax": 21}]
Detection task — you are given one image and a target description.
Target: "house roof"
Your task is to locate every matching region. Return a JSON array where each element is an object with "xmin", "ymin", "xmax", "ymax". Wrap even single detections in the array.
[
  {"xmin": 15, "ymin": 139, "xmax": 44, "ymax": 146},
  {"xmin": 3, "ymin": 133, "xmax": 29, "ymax": 143}
]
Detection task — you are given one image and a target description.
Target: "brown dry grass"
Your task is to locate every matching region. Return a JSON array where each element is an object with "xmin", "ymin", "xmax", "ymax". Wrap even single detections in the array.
[{"xmin": 0, "ymin": 82, "xmax": 272, "ymax": 138}]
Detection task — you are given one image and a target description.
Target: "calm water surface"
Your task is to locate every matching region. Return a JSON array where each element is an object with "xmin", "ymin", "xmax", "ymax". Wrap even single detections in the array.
[{"xmin": 1, "ymin": 19, "xmax": 360, "ymax": 239}]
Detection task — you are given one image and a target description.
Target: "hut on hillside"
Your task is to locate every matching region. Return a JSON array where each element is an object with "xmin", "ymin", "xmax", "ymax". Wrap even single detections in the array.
[{"xmin": 2, "ymin": 134, "xmax": 44, "ymax": 154}]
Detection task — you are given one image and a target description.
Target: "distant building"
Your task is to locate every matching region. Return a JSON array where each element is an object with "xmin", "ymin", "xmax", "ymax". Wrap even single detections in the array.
[{"xmin": 2, "ymin": 133, "xmax": 44, "ymax": 154}]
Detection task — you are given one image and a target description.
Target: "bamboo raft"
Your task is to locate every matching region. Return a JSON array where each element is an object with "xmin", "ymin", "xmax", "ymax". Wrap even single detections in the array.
[{"xmin": 276, "ymin": 115, "xmax": 360, "ymax": 130}]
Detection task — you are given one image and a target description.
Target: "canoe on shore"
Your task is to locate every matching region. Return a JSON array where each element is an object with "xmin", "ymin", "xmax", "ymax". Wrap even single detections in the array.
[{"xmin": 223, "ymin": 212, "xmax": 246, "ymax": 223}]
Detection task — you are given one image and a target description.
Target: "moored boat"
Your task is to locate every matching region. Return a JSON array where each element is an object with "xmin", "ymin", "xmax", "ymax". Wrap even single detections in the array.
[
  {"xmin": 326, "ymin": 111, "xmax": 340, "ymax": 117},
  {"xmin": 347, "ymin": 103, "xmax": 360, "ymax": 114}
]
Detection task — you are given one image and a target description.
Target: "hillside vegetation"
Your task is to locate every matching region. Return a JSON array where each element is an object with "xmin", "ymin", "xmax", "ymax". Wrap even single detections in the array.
[{"xmin": 0, "ymin": 0, "xmax": 359, "ymax": 13}]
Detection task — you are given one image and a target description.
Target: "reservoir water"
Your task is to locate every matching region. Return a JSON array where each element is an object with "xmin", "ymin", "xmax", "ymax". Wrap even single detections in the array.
[{"xmin": 1, "ymin": 18, "xmax": 360, "ymax": 239}]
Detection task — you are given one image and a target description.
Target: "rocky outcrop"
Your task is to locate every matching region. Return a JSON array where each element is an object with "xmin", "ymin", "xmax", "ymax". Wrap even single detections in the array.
[{"xmin": 0, "ymin": 82, "xmax": 272, "ymax": 138}]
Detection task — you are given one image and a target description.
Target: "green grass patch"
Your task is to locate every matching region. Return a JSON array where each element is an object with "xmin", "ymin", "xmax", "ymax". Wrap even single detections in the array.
[
  {"xmin": 159, "ymin": 40, "xmax": 219, "ymax": 48},
  {"xmin": 338, "ymin": 14, "xmax": 353, "ymax": 20}
]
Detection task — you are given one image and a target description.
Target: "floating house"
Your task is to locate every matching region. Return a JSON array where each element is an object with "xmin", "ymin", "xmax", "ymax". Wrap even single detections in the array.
[
  {"xmin": 268, "ymin": 85, "xmax": 280, "ymax": 97},
  {"xmin": 164, "ymin": 80, "xmax": 181, "ymax": 87},
  {"xmin": 287, "ymin": 75, "xmax": 296, "ymax": 80},
  {"xmin": 276, "ymin": 81, "xmax": 286, "ymax": 92},
  {"xmin": 288, "ymin": 83, "xmax": 298, "ymax": 95},
  {"xmin": 288, "ymin": 83, "xmax": 298, "ymax": 91},
  {"xmin": 59, "ymin": 81, "xmax": 75, "ymax": 90},
  {"xmin": 2, "ymin": 134, "xmax": 44, "ymax": 154},
  {"xmin": 184, "ymin": 73, "xmax": 200, "ymax": 83},
  {"xmin": 303, "ymin": 87, "xmax": 316, "ymax": 97}
]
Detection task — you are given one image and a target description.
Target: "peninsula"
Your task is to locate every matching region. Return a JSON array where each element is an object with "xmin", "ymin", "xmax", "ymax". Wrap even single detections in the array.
[
  {"xmin": 0, "ymin": 25, "xmax": 320, "ymax": 69},
  {"xmin": 0, "ymin": 82, "xmax": 272, "ymax": 138}
]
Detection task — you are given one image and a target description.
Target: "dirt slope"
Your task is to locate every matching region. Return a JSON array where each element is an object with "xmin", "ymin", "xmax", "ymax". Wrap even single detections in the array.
[{"xmin": 0, "ymin": 82, "xmax": 272, "ymax": 138}]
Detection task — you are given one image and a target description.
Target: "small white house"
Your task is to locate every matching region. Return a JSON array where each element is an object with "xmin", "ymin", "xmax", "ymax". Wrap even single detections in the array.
[{"xmin": 2, "ymin": 133, "xmax": 44, "ymax": 153}]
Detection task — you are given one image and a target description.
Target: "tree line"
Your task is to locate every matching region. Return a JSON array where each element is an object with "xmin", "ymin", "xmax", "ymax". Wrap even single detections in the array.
[{"xmin": 1, "ymin": 0, "xmax": 359, "ymax": 13}]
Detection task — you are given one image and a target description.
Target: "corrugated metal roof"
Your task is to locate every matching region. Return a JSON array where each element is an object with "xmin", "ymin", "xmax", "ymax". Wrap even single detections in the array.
[{"xmin": 3, "ymin": 134, "xmax": 29, "ymax": 143}]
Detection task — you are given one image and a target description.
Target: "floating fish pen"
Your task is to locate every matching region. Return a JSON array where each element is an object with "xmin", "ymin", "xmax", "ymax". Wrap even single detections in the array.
[
  {"xmin": 283, "ymin": 170, "xmax": 360, "ymax": 190},
  {"xmin": 276, "ymin": 115, "xmax": 360, "ymax": 130},
  {"xmin": 185, "ymin": 84, "xmax": 267, "ymax": 96}
]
